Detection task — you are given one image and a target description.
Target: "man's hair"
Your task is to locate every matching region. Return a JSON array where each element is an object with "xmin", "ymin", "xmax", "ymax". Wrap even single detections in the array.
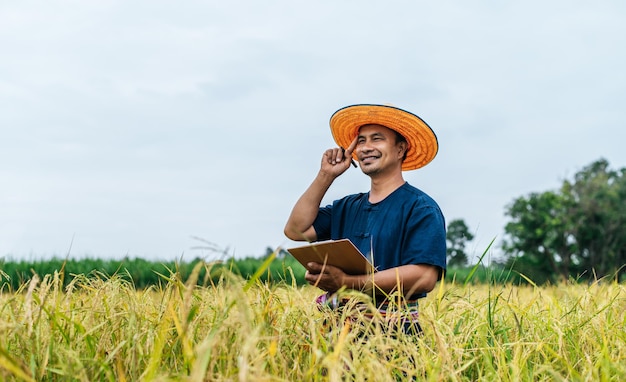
[{"xmin": 394, "ymin": 131, "xmax": 408, "ymax": 162}]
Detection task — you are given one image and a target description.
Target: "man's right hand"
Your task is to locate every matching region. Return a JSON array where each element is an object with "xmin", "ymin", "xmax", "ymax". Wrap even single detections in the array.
[{"xmin": 320, "ymin": 136, "xmax": 358, "ymax": 178}]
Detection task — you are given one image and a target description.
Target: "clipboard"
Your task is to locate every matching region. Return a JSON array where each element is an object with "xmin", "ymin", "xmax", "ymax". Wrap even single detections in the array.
[{"xmin": 286, "ymin": 239, "xmax": 375, "ymax": 275}]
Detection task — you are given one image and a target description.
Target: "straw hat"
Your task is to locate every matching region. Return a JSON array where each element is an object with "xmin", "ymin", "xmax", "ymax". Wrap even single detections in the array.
[{"xmin": 329, "ymin": 104, "xmax": 439, "ymax": 171}]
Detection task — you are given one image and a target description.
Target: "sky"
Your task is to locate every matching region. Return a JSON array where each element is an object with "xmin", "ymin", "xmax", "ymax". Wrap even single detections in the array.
[{"xmin": 1, "ymin": 1, "xmax": 625, "ymax": 263}]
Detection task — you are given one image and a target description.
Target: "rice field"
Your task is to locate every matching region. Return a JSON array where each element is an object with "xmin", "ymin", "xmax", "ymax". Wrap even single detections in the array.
[{"xmin": 1, "ymin": 264, "xmax": 625, "ymax": 381}]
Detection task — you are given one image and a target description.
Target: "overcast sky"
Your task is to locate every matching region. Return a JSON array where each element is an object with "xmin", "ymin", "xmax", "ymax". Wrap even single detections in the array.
[{"xmin": 1, "ymin": 1, "xmax": 625, "ymax": 263}]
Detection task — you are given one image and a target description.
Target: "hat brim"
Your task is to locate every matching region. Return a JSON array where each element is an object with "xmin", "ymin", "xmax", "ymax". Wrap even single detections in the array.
[{"xmin": 329, "ymin": 104, "xmax": 438, "ymax": 171}]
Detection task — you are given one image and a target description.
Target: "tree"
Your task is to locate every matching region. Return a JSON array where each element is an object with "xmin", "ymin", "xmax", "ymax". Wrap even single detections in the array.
[
  {"xmin": 561, "ymin": 159, "xmax": 626, "ymax": 279},
  {"xmin": 502, "ymin": 190, "xmax": 575, "ymax": 283},
  {"xmin": 502, "ymin": 158, "xmax": 626, "ymax": 283},
  {"xmin": 446, "ymin": 219, "xmax": 474, "ymax": 267}
]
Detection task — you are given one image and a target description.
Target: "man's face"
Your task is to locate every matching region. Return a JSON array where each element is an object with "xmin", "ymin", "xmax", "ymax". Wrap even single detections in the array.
[{"xmin": 355, "ymin": 124, "xmax": 406, "ymax": 176}]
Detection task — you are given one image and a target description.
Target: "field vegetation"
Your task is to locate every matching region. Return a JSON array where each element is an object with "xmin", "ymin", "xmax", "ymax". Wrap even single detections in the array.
[
  {"xmin": 1, "ymin": 258, "xmax": 625, "ymax": 381},
  {"xmin": 2, "ymin": 158, "xmax": 626, "ymax": 380}
]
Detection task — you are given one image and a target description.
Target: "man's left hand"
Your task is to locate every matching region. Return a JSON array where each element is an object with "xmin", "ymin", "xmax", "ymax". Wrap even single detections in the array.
[{"xmin": 305, "ymin": 262, "xmax": 347, "ymax": 293}]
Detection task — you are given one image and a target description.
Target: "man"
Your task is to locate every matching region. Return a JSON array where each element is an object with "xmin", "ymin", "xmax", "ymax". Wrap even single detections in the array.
[{"xmin": 284, "ymin": 104, "xmax": 446, "ymax": 334}]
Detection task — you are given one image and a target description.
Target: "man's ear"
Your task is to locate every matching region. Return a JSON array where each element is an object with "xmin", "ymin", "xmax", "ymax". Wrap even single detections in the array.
[{"xmin": 398, "ymin": 141, "xmax": 408, "ymax": 158}]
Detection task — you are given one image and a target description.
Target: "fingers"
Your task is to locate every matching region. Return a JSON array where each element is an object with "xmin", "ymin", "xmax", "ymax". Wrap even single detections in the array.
[
  {"xmin": 305, "ymin": 264, "xmax": 342, "ymax": 292},
  {"xmin": 345, "ymin": 136, "xmax": 358, "ymax": 156},
  {"xmin": 304, "ymin": 270, "xmax": 315, "ymax": 282},
  {"xmin": 306, "ymin": 262, "xmax": 324, "ymax": 273},
  {"xmin": 321, "ymin": 139, "xmax": 358, "ymax": 174},
  {"xmin": 308, "ymin": 262, "xmax": 337, "ymax": 276},
  {"xmin": 323, "ymin": 148, "xmax": 347, "ymax": 166},
  {"xmin": 305, "ymin": 268, "xmax": 324, "ymax": 288}
]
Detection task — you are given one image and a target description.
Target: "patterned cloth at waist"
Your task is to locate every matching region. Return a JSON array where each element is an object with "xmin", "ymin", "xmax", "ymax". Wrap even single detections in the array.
[{"xmin": 315, "ymin": 292, "xmax": 420, "ymax": 324}]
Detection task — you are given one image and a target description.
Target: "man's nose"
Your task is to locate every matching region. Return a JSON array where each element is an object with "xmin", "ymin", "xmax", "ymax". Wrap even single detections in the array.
[{"xmin": 358, "ymin": 142, "xmax": 373, "ymax": 153}]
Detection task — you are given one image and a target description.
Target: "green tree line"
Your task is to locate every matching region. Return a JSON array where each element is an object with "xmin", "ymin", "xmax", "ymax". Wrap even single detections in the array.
[
  {"xmin": 0, "ymin": 249, "xmax": 495, "ymax": 291},
  {"xmin": 0, "ymin": 254, "xmax": 306, "ymax": 291}
]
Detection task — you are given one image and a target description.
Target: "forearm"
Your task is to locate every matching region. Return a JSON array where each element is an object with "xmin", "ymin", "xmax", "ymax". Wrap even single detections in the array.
[
  {"xmin": 284, "ymin": 172, "xmax": 335, "ymax": 241},
  {"xmin": 343, "ymin": 264, "xmax": 439, "ymax": 297}
]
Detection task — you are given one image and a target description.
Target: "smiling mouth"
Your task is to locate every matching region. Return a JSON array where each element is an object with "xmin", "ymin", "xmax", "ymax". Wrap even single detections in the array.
[{"xmin": 360, "ymin": 156, "xmax": 380, "ymax": 163}]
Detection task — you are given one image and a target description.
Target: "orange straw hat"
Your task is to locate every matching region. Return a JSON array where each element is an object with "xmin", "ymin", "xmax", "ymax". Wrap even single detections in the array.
[{"xmin": 329, "ymin": 104, "xmax": 439, "ymax": 171}]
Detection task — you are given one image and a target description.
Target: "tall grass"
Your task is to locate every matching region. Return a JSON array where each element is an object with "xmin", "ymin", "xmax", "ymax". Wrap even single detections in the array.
[{"xmin": 1, "ymin": 263, "xmax": 625, "ymax": 381}]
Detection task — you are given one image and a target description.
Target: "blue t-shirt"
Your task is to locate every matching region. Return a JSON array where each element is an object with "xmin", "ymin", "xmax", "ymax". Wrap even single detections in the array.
[{"xmin": 312, "ymin": 182, "xmax": 447, "ymax": 298}]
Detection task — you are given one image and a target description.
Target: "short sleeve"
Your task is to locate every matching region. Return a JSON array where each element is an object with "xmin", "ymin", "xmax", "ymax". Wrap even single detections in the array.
[
  {"xmin": 312, "ymin": 204, "xmax": 332, "ymax": 241},
  {"xmin": 403, "ymin": 206, "xmax": 447, "ymax": 278}
]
